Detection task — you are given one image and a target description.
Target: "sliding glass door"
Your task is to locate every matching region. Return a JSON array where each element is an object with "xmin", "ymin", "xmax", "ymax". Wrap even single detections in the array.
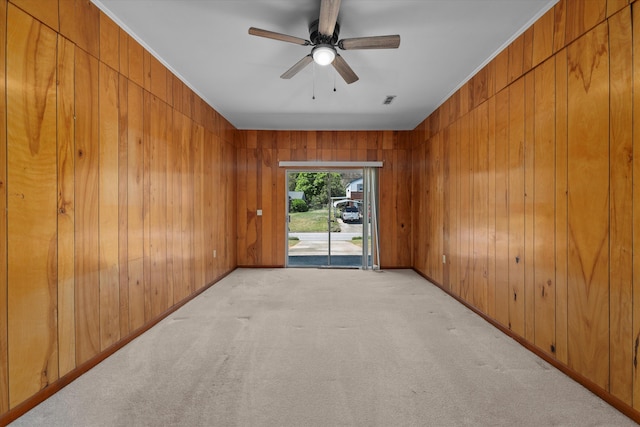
[{"xmin": 286, "ymin": 170, "xmax": 363, "ymax": 268}]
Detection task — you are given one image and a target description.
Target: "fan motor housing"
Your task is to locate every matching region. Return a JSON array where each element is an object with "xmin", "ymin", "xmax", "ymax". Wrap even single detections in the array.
[{"xmin": 309, "ymin": 19, "xmax": 340, "ymax": 45}]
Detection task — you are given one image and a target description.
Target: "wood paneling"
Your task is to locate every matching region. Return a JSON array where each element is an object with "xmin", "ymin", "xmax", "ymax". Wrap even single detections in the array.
[
  {"xmin": 118, "ymin": 75, "xmax": 129, "ymax": 339},
  {"xmin": 98, "ymin": 62, "xmax": 120, "ymax": 350},
  {"xmin": 411, "ymin": 3, "xmax": 640, "ymax": 415},
  {"xmin": 99, "ymin": 11, "xmax": 119, "ymax": 72},
  {"xmin": 555, "ymin": 48, "xmax": 569, "ymax": 365},
  {"xmin": 57, "ymin": 36, "xmax": 76, "ymax": 377},
  {"xmin": 6, "ymin": 5, "xmax": 59, "ymax": 406},
  {"xmin": 565, "ymin": 0, "xmax": 607, "ymax": 45},
  {"xmin": 0, "ymin": 3, "xmax": 239, "ymax": 419},
  {"xmin": 494, "ymin": 88, "xmax": 509, "ymax": 328},
  {"xmin": 508, "ymin": 77, "xmax": 525, "ymax": 336},
  {"xmin": 532, "ymin": 7, "xmax": 554, "ymax": 68},
  {"xmin": 533, "ymin": 57, "xmax": 556, "ymax": 357},
  {"xmin": 523, "ymin": 72, "xmax": 535, "ymax": 342},
  {"xmin": 149, "ymin": 95, "xmax": 169, "ymax": 317},
  {"xmin": 59, "ymin": 0, "xmax": 100, "ymax": 57},
  {"xmin": 609, "ymin": 6, "xmax": 633, "ymax": 404},
  {"xmin": 472, "ymin": 104, "xmax": 488, "ymax": 312},
  {"xmin": 9, "ymin": 0, "xmax": 58, "ymax": 30},
  {"xmin": 127, "ymin": 82, "xmax": 145, "ymax": 332},
  {"xmin": 236, "ymin": 130, "xmax": 411, "ymax": 268},
  {"xmin": 75, "ymin": 47, "xmax": 100, "ymax": 365},
  {"xmin": 0, "ymin": 0, "xmax": 8, "ymax": 413},
  {"xmin": 566, "ymin": 21, "xmax": 610, "ymax": 390},
  {"xmin": 633, "ymin": 0, "xmax": 640, "ymax": 411}
]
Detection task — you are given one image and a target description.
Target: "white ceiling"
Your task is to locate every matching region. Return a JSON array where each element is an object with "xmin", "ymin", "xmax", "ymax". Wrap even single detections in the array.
[{"xmin": 93, "ymin": 0, "xmax": 557, "ymax": 131}]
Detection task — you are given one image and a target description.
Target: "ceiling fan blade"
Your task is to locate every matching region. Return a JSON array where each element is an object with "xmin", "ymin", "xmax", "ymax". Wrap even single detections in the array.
[
  {"xmin": 249, "ymin": 27, "xmax": 310, "ymax": 46},
  {"xmin": 338, "ymin": 35, "xmax": 401, "ymax": 50},
  {"xmin": 318, "ymin": 0, "xmax": 341, "ymax": 37},
  {"xmin": 281, "ymin": 55, "xmax": 314, "ymax": 79},
  {"xmin": 332, "ymin": 54, "xmax": 359, "ymax": 84}
]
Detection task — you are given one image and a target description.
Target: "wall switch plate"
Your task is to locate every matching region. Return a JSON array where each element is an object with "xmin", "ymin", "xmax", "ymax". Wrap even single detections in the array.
[
  {"xmin": 213, "ymin": 250, "xmax": 217, "ymax": 258},
  {"xmin": 442, "ymin": 254, "xmax": 446, "ymax": 264},
  {"xmin": 257, "ymin": 209, "xmax": 263, "ymax": 216}
]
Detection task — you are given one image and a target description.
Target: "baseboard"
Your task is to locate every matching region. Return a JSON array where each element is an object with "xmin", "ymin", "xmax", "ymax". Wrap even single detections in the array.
[
  {"xmin": 0, "ymin": 268, "xmax": 237, "ymax": 426},
  {"xmin": 411, "ymin": 268, "xmax": 640, "ymax": 425}
]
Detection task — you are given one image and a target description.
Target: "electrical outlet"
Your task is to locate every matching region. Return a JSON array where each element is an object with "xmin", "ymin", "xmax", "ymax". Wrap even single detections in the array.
[
  {"xmin": 257, "ymin": 209, "xmax": 263, "ymax": 216},
  {"xmin": 213, "ymin": 250, "xmax": 217, "ymax": 258}
]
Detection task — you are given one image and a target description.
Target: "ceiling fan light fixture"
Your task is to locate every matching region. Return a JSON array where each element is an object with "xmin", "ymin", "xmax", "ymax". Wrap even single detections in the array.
[{"xmin": 312, "ymin": 44, "xmax": 335, "ymax": 66}]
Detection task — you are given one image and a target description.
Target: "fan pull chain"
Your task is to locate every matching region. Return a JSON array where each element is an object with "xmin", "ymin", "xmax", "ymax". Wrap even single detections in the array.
[
  {"xmin": 333, "ymin": 69, "xmax": 337, "ymax": 92},
  {"xmin": 312, "ymin": 63, "xmax": 316, "ymax": 100}
]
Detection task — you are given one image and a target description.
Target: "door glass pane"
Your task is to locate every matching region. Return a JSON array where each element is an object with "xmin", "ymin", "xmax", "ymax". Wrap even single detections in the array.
[{"xmin": 287, "ymin": 170, "xmax": 363, "ymax": 268}]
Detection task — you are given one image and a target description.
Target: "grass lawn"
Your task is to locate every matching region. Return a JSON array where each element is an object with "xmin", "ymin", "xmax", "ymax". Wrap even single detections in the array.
[{"xmin": 289, "ymin": 208, "xmax": 341, "ymax": 233}]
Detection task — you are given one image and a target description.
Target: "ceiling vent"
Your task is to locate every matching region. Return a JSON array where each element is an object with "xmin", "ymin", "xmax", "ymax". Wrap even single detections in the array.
[{"xmin": 383, "ymin": 95, "xmax": 396, "ymax": 105}]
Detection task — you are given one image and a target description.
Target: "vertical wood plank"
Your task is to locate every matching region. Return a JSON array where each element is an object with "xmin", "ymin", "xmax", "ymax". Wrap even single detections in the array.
[
  {"xmin": 472, "ymin": 104, "xmax": 488, "ymax": 312},
  {"xmin": 149, "ymin": 95, "xmax": 168, "ymax": 314},
  {"xmin": 633, "ymin": 0, "xmax": 640, "ymax": 410},
  {"xmin": 10, "ymin": 0, "xmax": 58, "ymax": 30},
  {"xmin": 494, "ymin": 50, "xmax": 509, "ymax": 93},
  {"xmin": 57, "ymin": 35, "xmax": 76, "ymax": 377},
  {"xmin": 169, "ymin": 111, "xmax": 183, "ymax": 301},
  {"xmin": 608, "ymin": 6, "xmax": 633, "ymax": 404},
  {"xmin": 127, "ymin": 82, "xmax": 145, "ymax": 332},
  {"xmin": 118, "ymin": 29, "xmax": 128, "ymax": 78},
  {"xmin": 448, "ymin": 121, "xmax": 459, "ymax": 296},
  {"xmin": 442, "ymin": 130, "xmax": 451, "ymax": 290},
  {"xmin": 508, "ymin": 77, "xmax": 525, "ymax": 336},
  {"xmin": 0, "ymin": 0, "xmax": 8, "ymax": 412},
  {"xmin": 494, "ymin": 88, "xmax": 510, "ymax": 328},
  {"xmin": 555, "ymin": 48, "xmax": 569, "ymax": 364},
  {"xmin": 524, "ymin": 72, "xmax": 535, "ymax": 342},
  {"xmin": 7, "ymin": 5, "xmax": 59, "ymax": 406},
  {"xmin": 566, "ymin": 22, "xmax": 610, "ymax": 390},
  {"xmin": 532, "ymin": 7, "xmax": 555, "ymax": 68},
  {"xmin": 142, "ymin": 92, "xmax": 151, "ymax": 321},
  {"xmin": 128, "ymin": 37, "xmax": 144, "ymax": 89},
  {"xmin": 607, "ymin": 0, "xmax": 629, "ymax": 17},
  {"xmin": 74, "ymin": 43, "xmax": 100, "ymax": 366},
  {"xmin": 192, "ymin": 123, "xmax": 205, "ymax": 288},
  {"xmin": 534, "ymin": 57, "xmax": 557, "ymax": 357},
  {"xmin": 117, "ymin": 75, "xmax": 129, "ymax": 338},
  {"xmin": 98, "ymin": 62, "xmax": 120, "ymax": 350},
  {"xmin": 486, "ymin": 96, "xmax": 496, "ymax": 319},
  {"xmin": 508, "ymin": 34, "xmax": 524, "ymax": 84},
  {"xmin": 553, "ymin": 0, "xmax": 567, "ymax": 53},
  {"xmin": 458, "ymin": 114, "xmax": 472, "ymax": 301},
  {"xmin": 181, "ymin": 118, "xmax": 195, "ymax": 295},
  {"xmin": 99, "ymin": 11, "xmax": 119, "ymax": 72},
  {"xmin": 149, "ymin": 56, "xmax": 167, "ymax": 103},
  {"xmin": 565, "ymin": 0, "xmax": 607, "ymax": 46},
  {"xmin": 59, "ymin": 0, "xmax": 100, "ymax": 57}
]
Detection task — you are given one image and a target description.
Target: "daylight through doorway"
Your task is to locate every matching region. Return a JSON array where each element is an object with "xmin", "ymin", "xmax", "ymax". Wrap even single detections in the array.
[{"xmin": 286, "ymin": 170, "xmax": 365, "ymax": 268}]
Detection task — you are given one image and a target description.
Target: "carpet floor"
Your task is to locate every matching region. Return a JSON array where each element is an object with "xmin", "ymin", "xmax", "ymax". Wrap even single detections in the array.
[{"xmin": 10, "ymin": 268, "xmax": 636, "ymax": 426}]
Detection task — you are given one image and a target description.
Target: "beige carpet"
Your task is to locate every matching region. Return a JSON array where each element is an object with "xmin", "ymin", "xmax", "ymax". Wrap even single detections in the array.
[{"xmin": 10, "ymin": 268, "xmax": 636, "ymax": 426}]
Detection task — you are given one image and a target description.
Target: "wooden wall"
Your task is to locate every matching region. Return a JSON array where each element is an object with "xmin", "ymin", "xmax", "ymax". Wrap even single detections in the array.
[
  {"xmin": 0, "ymin": 0, "xmax": 237, "ymax": 418},
  {"xmin": 236, "ymin": 130, "xmax": 412, "ymax": 268},
  {"xmin": 411, "ymin": 0, "xmax": 640, "ymax": 417}
]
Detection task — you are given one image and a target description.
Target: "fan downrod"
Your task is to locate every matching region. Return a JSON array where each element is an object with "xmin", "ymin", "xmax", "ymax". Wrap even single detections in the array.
[{"xmin": 309, "ymin": 19, "xmax": 340, "ymax": 45}]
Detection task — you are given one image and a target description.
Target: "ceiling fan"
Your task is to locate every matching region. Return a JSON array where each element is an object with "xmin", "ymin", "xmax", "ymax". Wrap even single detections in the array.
[{"xmin": 248, "ymin": 0, "xmax": 400, "ymax": 84}]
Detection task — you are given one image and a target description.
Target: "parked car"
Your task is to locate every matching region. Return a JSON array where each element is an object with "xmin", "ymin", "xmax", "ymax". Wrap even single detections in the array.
[{"xmin": 341, "ymin": 206, "xmax": 361, "ymax": 223}]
